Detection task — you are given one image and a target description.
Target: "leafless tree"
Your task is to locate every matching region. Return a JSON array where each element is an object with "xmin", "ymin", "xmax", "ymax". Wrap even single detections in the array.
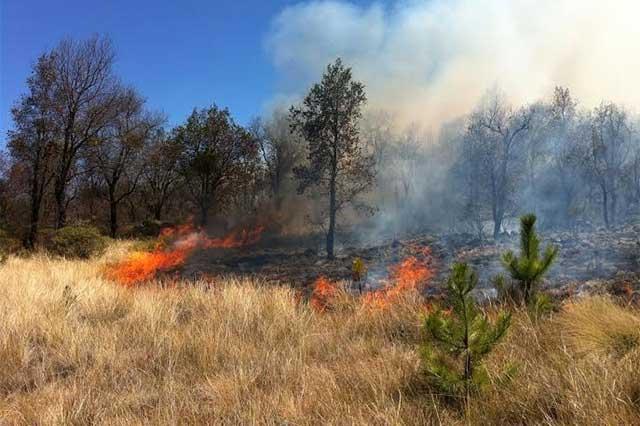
[
  {"xmin": 584, "ymin": 102, "xmax": 632, "ymax": 227},
  {"xmin": 49, "ymin": 35, "xmax": 122, "ymax": 229},
  {"xmin": 467, "ymin": 92, "xmax": 535, "ymax": 238},
  {"xmin": 250, "ymin": 109, "xmax": 302, "ymax": 210},
  {"xmin": 90, "ymin": 88, "xmax": 162, "ymax": 236}
]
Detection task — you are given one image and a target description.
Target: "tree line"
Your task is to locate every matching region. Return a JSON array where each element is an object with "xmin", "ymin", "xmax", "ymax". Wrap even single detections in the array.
[
  {"xmin": 1, "ymin": 36, "xmax": 374, "ymax": 258},
  {"xmin": 2, "ymin": 35, "xmax": 640, "ymax": 256}
]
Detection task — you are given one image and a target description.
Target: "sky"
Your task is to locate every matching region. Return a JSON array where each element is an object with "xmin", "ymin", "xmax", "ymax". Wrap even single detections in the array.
[
  {"xmin": 0, "ymin": 0, "xmax": 326, "ymax": 143},
  {"xmin": 3, "ymin": 0, "xmax": 640, "ymax": 147}
]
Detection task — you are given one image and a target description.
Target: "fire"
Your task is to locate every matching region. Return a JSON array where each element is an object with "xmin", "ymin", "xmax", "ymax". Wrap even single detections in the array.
[
  {"xmin": 364, "ymin": 251, "xmax": 434, "ymax": 309},
  {"xmin": 310, "ymin": 276, "xmax": 339, "ymax": 312},
  {"xmin": 203, "ymin": 225, "xmax": 266, "ymax": 249},
  {"xmin": 107, "ymin": 223, "xmax": 266, "ymax": 286}
]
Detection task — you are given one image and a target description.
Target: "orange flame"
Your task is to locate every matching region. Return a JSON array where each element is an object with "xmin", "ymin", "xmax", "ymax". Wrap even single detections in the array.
[
  {"xmin": 310, "ymin": 276, "xmax": 339, "ymax": 312},
  {"xmin": 364, "ymin": 252, "xmax": 434, "ymax": 309},
  {"xmin": 107, "ymin": 223, "xmax": 265, "ymax": 286}
]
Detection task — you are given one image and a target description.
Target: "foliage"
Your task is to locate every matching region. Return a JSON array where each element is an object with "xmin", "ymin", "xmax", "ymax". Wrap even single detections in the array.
[
  {"xmin": 174, "ymin": 105, "xmax": 258, "ymax": 226},
  {"xmin": 290, "ymin": 58, "xmax": 375, "ymax": 258},
  {"xmin": 47, "ymin": 226, "xmax": 107, "ymax": 259},
  {"xmin": 422, "ymin": 263, "xmax": 511, "ymax": 400},
  {"xmin": 502, "ymin": 214, "xmax": 558, "ymax": 303}
]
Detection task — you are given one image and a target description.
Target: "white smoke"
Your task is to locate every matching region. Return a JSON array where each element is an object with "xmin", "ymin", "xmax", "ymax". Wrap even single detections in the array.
[{"xmin": 266, "ymin": 0, "xmax": 640, "ymax": 128}]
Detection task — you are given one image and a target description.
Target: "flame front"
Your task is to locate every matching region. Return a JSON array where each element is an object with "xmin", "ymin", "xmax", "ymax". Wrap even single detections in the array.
[
  {"xmin": 106, "ymin": 223, "xmax": 265, "ymax": 286},
  {"xmin": 310, "ymin": 276, "xmax": 339, "ymax": 312},
  {"xmin": 364, "ymin": 249, "xmax": 434, "ymax": 309}
]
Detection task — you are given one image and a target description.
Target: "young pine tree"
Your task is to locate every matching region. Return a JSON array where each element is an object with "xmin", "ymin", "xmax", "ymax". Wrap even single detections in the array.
[
  {"xmin": 502, "ymin": 214, "xmax": 558, "ymax": 304},
  {"xmin": 422, "ymin": 263, "xmax": 511, "ymax": 400}
]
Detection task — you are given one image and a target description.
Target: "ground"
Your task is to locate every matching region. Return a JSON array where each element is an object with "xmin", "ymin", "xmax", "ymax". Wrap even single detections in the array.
[
  {"xmin": 2, "ymin": 242, "xmax": 640, "ymax": 425},
  {"xmin": 182, "ymin": 225, "xmax": 640, "ymax": 299}
]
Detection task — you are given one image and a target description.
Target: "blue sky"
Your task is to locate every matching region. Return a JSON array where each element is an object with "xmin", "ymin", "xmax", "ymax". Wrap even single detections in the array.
[{"xmin": 0, "ymin": 0, "xmax": 319, "ymax": 144}]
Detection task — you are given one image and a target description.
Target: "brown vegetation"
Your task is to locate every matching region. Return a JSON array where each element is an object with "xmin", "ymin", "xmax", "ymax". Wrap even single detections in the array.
[{"xmin": 1, "ymin": 246, "xmax": 640, "ymax": 424}]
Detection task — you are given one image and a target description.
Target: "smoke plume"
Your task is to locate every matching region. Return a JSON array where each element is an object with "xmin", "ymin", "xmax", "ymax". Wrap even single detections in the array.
[{"xmin": 266, "ymin": 0, "xmax": 640, "ymax": 128}]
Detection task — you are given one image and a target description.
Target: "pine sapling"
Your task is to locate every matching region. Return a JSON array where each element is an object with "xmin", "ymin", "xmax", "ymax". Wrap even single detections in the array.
[
  {"xmin": 502, "ymin": 214, "xmax": 558, "ymax": 304},
  {"xmin": 422, "ymin": 263, "xmax": 511, "ymax": 402}
]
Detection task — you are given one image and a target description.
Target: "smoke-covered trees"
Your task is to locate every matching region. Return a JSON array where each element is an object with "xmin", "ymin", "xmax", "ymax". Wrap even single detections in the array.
[
  {"xmin": 463, "ymin": 93, "xmax": 535, "ymax": 238},
  {"xmin": 174, "ymin": 106, "xmax": 258, "ymax": 226},
  {"xmin": 250, "ymin": 109, "xmax": 302, "ymax": 210},
  {"xmin": 585, "ymin": 103, "xmax": 632, "ymax": 228},
  {"xmin": 290, "ymin": 58, "xmax": 375, "ymax": 259}
]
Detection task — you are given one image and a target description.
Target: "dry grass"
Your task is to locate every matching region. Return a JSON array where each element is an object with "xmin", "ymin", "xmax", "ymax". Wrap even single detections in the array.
[{"xmin": 1, "ymin": 244, "xmax": 640, "ymax": 425}]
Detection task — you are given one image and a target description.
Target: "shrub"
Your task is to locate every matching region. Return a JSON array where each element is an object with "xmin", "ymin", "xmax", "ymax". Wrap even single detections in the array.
[
  {"xmin": 422, "ymin": 263, "xmax": 511, "ymax": 403},
  {"xmin": 48, "ymin": 226, "xmax": 107, "ymax": 259},
  {"xmin": 502, "ymin": 214, "xmax": 558, "ymax": 304}
]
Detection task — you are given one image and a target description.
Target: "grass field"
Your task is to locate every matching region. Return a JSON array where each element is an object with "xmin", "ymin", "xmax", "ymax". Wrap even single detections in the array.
[{"xmin": 1, "ymin": 244, "xmax": 640, "ymax": 425}]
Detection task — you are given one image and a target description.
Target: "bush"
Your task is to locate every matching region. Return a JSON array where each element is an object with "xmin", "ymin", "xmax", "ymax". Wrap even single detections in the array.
[{"xmin": 48, "ymin": 226, "xmax": 107, "ymax": 259}]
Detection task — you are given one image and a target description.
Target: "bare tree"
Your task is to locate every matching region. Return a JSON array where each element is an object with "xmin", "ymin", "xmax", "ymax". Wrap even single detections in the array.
[
  {"xmin": 467, "ymin": 92, "xmax": 535, "ymax": 238},
  {"xmin": 90, "ymin": 88, "xmax": 161, "ymax": 236},
  {"xmin": 585, "ymin": 102, "xmax": 632, "ymax": 227},
  {"xmin": 139, "ymin": 129, "xmax": 183, "ymax": 221},
  {"xmin": 49, "ymin": 35, "xmax": 122, "ymax": 228},
  {"xmin": 290, "ymin": 58, "xmax": 375, "ymax": 259},
  {"xmin": 250, "ymin": 109, "xmax": 302, "ymax": 210}
]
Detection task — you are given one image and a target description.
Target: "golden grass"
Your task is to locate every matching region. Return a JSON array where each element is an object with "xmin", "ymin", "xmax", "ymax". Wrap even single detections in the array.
[{"xmin": 1, "ymin": 245, "xmax": 640, "ymax": 425}]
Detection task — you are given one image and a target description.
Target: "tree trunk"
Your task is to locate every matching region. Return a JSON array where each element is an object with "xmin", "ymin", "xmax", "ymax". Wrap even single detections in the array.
[
  {"xmin": 26, "ymin": 203, "xmax": 40, "ymax": 250},
  {"xmin": 54, "ymin": 183, "xmax": 67, "ymax": 229},
  {"xmin": 611, "ymin": 188, "xmax": 617, "ymax": 226},
  {"xmin": 327, "ymin": 174, "xmax": 337, "ymax": 260},
  {"xmin": 602, "ymin": 185, "xmax": 609, "ymax": 228},
  {"xmin": 109, "ymin": 195, "xmax": 118, "ymax": 238},
  {"xmin": 153, "ymin": 204, "xmax": 163, "ymax": 221}
]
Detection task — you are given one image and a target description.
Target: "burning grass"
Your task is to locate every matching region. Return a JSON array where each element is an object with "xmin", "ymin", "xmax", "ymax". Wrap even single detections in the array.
[
  {"xmin": 2, "ymin": 246, "xmax": 640, "ymax": 424},
  {"xmin": 106, "ymin": 223, "xmax": 265, "ymax": 286}
]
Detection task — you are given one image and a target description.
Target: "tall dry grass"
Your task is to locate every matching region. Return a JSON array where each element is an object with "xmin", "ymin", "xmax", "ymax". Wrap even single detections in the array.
[{"xmin": 1, "ymin": 245, "xmax": 639, "ymax": 425}]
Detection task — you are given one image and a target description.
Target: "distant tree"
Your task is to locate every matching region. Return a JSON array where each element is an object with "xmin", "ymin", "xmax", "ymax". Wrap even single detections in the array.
[
  {"xmin": 7, "ymin": 53, "xmax": 59, "ymax": 248},
  {"xmin": 422, "ymin": 263, "xmax": 511, "ymax": 402},
  {"xmin": 43, "ymin": 36, "xmax": 122, "ymax": 229},
  {"xmin": 466, "ymin": 92, "xmax": 535, "ymax": 238},
  {"xmin": 544, "ymin": 87, "xmax": 584, "ymax": 228},
  {"xmin": 139, "ymin": 129, "xmax": 183, "ymax": 221},
  {"xmin": 250, "ymin": 109, "xmax": 302, "ymax": 210},
  {"xmin": 502, "ymin": 214, "xmax": 558, "ymax": 303},
  {"xmin": 290, "ymin": 58, "xmax": 375, "ymax": 259},
  {"xmin": 584, "ymin": 102, "xmax": 631, "ymax": 228},
  {"xmin": 90, "ymin": 88, "xmax": 161, "ymax": 237},
  {"xmin": 174, "ymin": 105, "xmax": 258, "ymax": 226}
]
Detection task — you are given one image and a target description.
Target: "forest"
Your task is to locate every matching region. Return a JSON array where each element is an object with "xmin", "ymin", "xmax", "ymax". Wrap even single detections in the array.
[{"xmin": 3, "ymin": 35, "xmax": 639, "ymax": 255}]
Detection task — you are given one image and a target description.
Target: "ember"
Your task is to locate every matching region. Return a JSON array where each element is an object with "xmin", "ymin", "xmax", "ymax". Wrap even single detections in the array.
[{"xmin": 107, "ymin": 223, "xmax": 266, "ymax": 286}]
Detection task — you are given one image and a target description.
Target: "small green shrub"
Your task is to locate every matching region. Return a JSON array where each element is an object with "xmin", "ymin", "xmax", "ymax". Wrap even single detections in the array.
[
  {"xmin": 422, "ymin": 263, "xmax": 511, "ymax": 403},
  {"xmin": 48, "ymin": 226, "xmax": 107, "ymax": 259},
  {"xmin": 502, "ymin": 214, "xmax": 558, "ymax": 304}
]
